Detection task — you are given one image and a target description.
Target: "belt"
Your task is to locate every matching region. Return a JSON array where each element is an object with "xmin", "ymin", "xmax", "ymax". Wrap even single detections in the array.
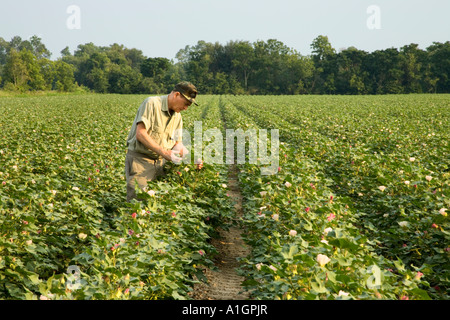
[{"xmin": 127, "ymin": 149, "xmax": 161, "ymax": 163}]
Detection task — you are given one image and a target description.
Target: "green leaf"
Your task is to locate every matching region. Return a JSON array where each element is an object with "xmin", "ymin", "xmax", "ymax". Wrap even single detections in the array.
[
  {"xmin": 328, "ymin": 238, "xmax": 359, "ymax": 252},
  {"xmin": 394, "ymin": 259, "xmax": 406, "ymax": 272},
  {"xmin": 311, "ymin": 278, "xmax": 328, "ymax": 293},
  {"xmin": 336, "ymin": 257, "xmax": 352, "ymax": 267},
  {"xmin": 281, "ymin": 244, "xmax": 298, "ymax": 260},
  {"xmin": 410, "ymin": 288, "xmax": 432, "ymax": 300},
  {"xmin": 28, "ymin": 274, "xmax": 41, "ymax": 285}
]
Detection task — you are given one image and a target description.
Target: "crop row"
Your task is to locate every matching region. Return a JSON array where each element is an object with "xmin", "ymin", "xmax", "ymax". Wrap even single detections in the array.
[
  {"xmin": 1, "ymin": 93, "xmax": 448, "ymax": 300},
  {"xmin": 221, "ymin": 94, "xmax": 449, "ymax": 299},
  {"xmin": 0, "ymin": 94, "xmax": 232, "ymax": 299}
]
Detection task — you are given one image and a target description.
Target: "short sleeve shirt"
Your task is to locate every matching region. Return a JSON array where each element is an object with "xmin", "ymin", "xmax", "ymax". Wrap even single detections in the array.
[{"xmin": 126, "ymin": 95, "xmax": 183, "ymax": 159}]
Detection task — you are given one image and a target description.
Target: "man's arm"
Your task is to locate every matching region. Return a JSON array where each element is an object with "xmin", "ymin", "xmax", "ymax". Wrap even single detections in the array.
[{"xmin": 136, "ymin": 122, "xmax": 180, "ymax": 162}]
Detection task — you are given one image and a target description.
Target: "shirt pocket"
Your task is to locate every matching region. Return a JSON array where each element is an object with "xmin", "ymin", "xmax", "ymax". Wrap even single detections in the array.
[{"xmin": 150, "ymin": 125, "xmax": 163, "ymax": 141}]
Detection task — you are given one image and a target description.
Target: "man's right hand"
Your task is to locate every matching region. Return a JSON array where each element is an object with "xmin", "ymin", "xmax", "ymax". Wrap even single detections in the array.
[
  {"xmin": 162, "ymin": 149, "xmax": 182, "ymax": 164},
  {"xmin": 136, "ymin": 122, "xmax": 182, "ymax": 164}
]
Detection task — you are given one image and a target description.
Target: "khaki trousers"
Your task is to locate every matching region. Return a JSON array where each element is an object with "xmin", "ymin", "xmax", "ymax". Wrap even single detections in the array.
[{"xmin": 125, "ymin": 150, "xmax": 165, "ymax": 202}]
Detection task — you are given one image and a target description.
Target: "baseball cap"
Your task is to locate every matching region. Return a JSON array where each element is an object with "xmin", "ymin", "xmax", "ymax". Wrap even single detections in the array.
[{"xmin": 174, "ymin": 81, "xmax": 199, "ymax": 106}]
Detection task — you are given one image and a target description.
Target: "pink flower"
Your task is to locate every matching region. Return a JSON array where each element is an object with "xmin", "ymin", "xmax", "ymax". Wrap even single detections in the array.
[
  {"xmin": 198, "ymin": 250, "xmax": 205, "ymax": 256},
  {"xmin": 327, "ymin": 213, "xmax": 336, "ymax": 222},
  {"xmin": 305, "ymin": 207, "xmax": 310, "ymax": 213},
  {"xmin": 400, "ymin": 295, "xmax": 409, "ymax": 300},
  {"xmin": 131, "ymin": 212, "xmax": 137, "ymax": 219},
  {"xmin": 289, "ymin": 230, "xmax": 297, "ymax": 237},
  {"xmin": 1, "ymin": 181, "xmax": 5, "ymax": 186},
  {"xmin": 415, "ymin": 271, "xmax": 424, "ymax": 280},
  {"xmin": 431, "ymin": 223, "xmax": 438, "ymax": 229},
  {"xmin": 172, "ymin": 211, "xmax": 176, "ymax": 217}
]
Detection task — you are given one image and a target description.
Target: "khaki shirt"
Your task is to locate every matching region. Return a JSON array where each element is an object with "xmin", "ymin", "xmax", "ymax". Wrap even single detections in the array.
[{"xmin": 126, "ymin": 95, "xmax": 183, "ymax": 159}]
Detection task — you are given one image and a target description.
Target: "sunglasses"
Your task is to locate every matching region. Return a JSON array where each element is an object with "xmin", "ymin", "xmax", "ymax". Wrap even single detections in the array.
[{"xmin": 180, "ymin": 92, "xmax": 197, "ymax": 105}]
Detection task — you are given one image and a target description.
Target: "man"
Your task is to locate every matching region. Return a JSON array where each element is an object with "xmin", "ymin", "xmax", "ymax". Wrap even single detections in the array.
[{"xmin": 125, "ymin": 81, "xmax": 198, "ymax": 201}]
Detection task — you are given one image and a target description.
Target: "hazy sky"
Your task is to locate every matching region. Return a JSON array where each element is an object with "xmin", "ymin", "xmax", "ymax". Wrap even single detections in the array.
[{"xmin": 1, "ymin": 0, "xmax": 449, "ymax": 60}]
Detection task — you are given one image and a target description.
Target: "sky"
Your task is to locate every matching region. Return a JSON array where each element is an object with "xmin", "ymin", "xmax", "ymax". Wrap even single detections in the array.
[{"xmin": 1, "ymin": 0, "xmax": 449, "ymax": 61}]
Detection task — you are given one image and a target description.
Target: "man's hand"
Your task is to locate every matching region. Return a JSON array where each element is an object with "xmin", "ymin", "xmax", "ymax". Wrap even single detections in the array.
[
  {"xmin": 172, "ymin": 142, "xmax": 188, "ymax": 158},
  {"xmin": 136, "ymin": 122, "xmax": 182, "ymax": 164},
  {"xmin": 162, "ymin": 149, "xmax": 182, "ymax": 164},
  {"xmin": 195, "ymin": 158, "xmax": 204, "ymax": 170}
]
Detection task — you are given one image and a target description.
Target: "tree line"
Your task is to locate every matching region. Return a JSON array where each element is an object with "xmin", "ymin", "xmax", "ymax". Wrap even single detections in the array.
[{"xmin": 0, "ymin": 35, "xmax": 449, "ymax": 95}]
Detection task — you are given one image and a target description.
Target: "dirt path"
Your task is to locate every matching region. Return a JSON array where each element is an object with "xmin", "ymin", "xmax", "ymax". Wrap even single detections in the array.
[{"xmin": 190, "ymin": 165, "xmax": 251, "ymax": 300}]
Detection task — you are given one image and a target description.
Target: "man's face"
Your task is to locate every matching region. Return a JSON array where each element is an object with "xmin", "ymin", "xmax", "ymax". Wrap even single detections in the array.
[{"xmin": 171, "ymin": 92, "xmax": 192, "ymax": 113}]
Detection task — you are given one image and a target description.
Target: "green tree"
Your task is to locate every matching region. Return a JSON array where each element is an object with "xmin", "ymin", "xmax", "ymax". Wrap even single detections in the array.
[
  {"xmin": 364, "ymin": 48, "xmax": 404, "ymax": 94},
  {"xmin": 230, "ymin": 40, "xmax": 254, "ymax": 92},
  {"xmin": 77, "ymin": 51, "xmax": 111, "ymax": 92},
  {"xmin": 125, "ymin": 48, "xmax": 145, "ymax": 70},
  {"xmin": 0, "ymin": 37, "xmax": 9, "ymax": 65},
  {"xmin": 29, "ymin": 35, "xmax": 51, "ymax": 60},
  {"xmin": 175, "ymin": 41, "xmax": 214, "ymax": 93},
  {"xmin": 141, "ymin": 57, "xmax": 171, "ymax": 78},
  {"xmin": 39, "ymin": 58, "xmax": 56, "ymax": 90},
  {"xmin": 54, "ymin": 60, "xmax": 76, "ymax": 91},
  {"xmin": 251, "ymin": 39, "xmax": 294, "ymax": 94},
  {"xmin": 426, "ymin": 41, "xmax": 450, "ymax": 93},
  {"xmin": 108, "ymin": 64, "xmax": 142, "ymax": 94},
  {"xmin": 336, "ymin": 47, "xmax": 368, "ymax": 94},
  {"xmin": 311, "ymin": 35, "xmax": 335, "ymax": 63},
  {"xmin": 20, "ymin": 49, "xmax": 46, "ymax": 90},
  {"xmin": 88, "ymin": 68, "xmax": 109, "ymax": 93},
  {"xmin": 310, "ymin": 35, "xmax": 337, "ymax": 94},
  {"xmin": 61, "ymin": 46, "xmax": 71, "ymax": 58},
  {"xmin": 3, "ymin": 48, "xmax": 29, "ymax": 89},
  {"xmin": 399, "ymin": 44, "xmax": 424, "ymax": 93}
]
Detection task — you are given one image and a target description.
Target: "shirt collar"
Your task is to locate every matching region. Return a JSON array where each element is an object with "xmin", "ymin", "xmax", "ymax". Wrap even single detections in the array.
[{"xmin": 161, "ymin": 95, "xmax": 174, "ymax": 117}]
